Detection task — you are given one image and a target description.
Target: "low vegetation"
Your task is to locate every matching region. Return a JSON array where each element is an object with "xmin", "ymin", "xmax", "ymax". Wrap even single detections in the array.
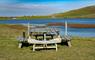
[
  {"xmin": 0, "ymin": 24, "xmax": 95, "ymax": 60},
  {"xmin": 0, "ymin": 16, "xmax": 52, "ymax": 20}
]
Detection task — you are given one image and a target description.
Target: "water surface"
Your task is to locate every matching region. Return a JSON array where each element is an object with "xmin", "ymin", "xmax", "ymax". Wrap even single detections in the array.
[{"xmin": 0, "ymin": 18, "xmax": 95, "ymax": 37}]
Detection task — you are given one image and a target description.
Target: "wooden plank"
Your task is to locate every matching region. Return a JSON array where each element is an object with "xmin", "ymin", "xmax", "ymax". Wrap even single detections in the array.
[{"xmin": 32, "ymin": 44, "xmax": 57, "ymax": 51}]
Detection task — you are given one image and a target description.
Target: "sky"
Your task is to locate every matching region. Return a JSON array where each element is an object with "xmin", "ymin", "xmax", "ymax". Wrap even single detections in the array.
[{"xmin": 0, "ymin": 0, "xmax": 95, "ymax": 16}]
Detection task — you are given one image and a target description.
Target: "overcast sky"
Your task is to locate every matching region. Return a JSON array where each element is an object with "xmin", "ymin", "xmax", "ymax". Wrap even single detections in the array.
[{"xmin": 0, "ymin": 0, "xmax": 95, "ymax": 16}]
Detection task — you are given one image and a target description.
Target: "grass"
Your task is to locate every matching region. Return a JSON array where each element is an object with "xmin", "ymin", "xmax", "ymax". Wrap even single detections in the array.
[
  {"xmin": 0, "ymin": 24, "xmax": 95, "ymax": 60},
  {"xmin": 53, "ymin": 5, "xmax": 95, "ymax": 18}
]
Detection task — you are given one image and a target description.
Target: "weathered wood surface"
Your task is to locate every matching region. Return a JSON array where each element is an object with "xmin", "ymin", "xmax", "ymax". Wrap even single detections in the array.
[{"xmin": 32, "ymin": 44, "xmax": 57, "ymax": 51}]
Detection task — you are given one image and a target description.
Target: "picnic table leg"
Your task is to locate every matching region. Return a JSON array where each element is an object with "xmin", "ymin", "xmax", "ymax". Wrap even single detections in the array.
[
  {"xmin": 43, "ymin": 44, "xmax": 45, "ymax": 48},
  {"xmin": 55, "ymin": 43, "xmax": 57, "ymax": 51},
  {"xmin": 45, "ymin": 44, "xmax": 47, "ymax": 48},
  {"xmin": 67, "ymin": 41, "xmax": 72, "ymax": 47},
  {"xmin": 33, "ymin": 44, "xmax": 36, "ymax": 51},
  {"xmin": 18, "ymin": 42, "xmax": 22, "ymax": 48}
]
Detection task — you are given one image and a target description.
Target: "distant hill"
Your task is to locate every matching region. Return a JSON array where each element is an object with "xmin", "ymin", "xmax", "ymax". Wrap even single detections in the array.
[
  {"xmin": 52, "ymin": 5, "xmax": 95, "ymax": 18},
  {"xmin": 0, "ymin": 5, "xmax": 95, "ymax": 20}
]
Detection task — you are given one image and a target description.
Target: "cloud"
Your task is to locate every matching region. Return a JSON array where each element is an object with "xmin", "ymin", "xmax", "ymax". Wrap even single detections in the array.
[
  {"xmin": 0, "ymin": 3, "xmax": 63, "ymax": 16},
  {"xmin": 0, "ymin": 0, "xmax": 95, "ymax": 16}
]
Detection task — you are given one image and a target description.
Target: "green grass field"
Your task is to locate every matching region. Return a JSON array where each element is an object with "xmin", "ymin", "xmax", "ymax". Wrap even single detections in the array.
[{"xmin": 0, "ymin": 25, "xmax": 95, "ymax": 60}]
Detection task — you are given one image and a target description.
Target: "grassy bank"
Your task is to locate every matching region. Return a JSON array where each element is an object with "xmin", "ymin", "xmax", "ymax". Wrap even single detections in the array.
[
  {"xmin": 53, "ymin": 6, "xmax": 95, "ymax": 18},
  {"xmin": 0, "ymin": 25, "xmax": 95, "ymax": 60}
]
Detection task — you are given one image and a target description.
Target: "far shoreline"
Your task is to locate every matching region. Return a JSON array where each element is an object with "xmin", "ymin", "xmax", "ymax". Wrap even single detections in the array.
[
  {"xmin": 0, "ymin": 18, "xmax": 95, "ymax": 20},
  {"xmin": 48, "ymin": 23, "xmax": 95, "ymax": 28},
  {"xmin": 0, "ymin": 23, "xmax": 95, "ymax": 28}
]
